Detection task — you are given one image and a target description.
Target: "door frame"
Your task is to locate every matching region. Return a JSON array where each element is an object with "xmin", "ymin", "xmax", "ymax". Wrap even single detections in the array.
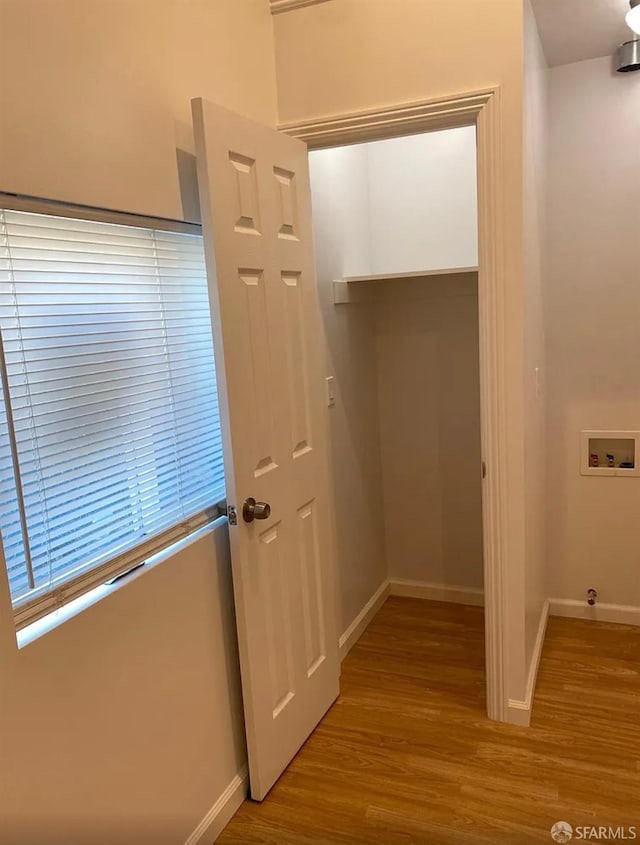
[{"xmin": 280, "ymin": 87, "xmax": 510, "ymax": 722}]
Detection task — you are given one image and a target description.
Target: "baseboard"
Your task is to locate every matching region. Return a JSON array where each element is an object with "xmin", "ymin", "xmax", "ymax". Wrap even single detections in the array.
[
  {"xmin": 388, "ymin": 578, "xmax": 484, "ymax": 607},
  {"xmin": 549, "ymin": 598, "xmax": 640, "ymax": 627},
  {"xmin": 339, "ymin": 579, "xmax": 390, "ymax": 660},
  {"xmin": 184, "ymin": 767, "xmax": 248, "ymax": 845},
  {"xmin": 507, "ymin": 599, "xmax": 549, "ymax": 728},
  {"xmin": 506, "ymin": 698, "xmax": 531, "ymax": 727}
]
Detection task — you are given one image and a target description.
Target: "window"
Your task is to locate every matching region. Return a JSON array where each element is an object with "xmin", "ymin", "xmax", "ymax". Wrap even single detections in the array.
[{"xmin": 0, "ymin": 201, "xmax": 225, "ymax": 628}]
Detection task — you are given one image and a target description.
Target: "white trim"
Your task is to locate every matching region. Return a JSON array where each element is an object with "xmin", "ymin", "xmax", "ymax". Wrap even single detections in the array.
[
  {"xmin": 333, "ymin": 267, "xmax": 479, "ymax": 305},
  {"xmin": 183, "ymin": 767, "xmax": 248, "ymax": 845},
  {"xmin": 270, "ymin": 0, "xmax": 332, "ymax": 14},
  {"xmin": 282, "ymin": 87, "xmax": 510, "ymax": 724},
  {"xmin": 14, "ymin": 506, "xmax": 223, "ymax": 631},
  {"xmin": 343, "ymin": 266, "xmax": 479, "ymax": 284},
  {"xmin": 579, "ymin": 430, "xmax": 640, "ymax": 477},
  {"xmin": 506, "ymin": 698, "xmax": 532, "ymax": 727},
  {"xmin": 473, "ymin": 90, "xmax": 509, "ymax": 723},
  {"xmin": 527, "ymin": 599, "xmax": 549, "ymax": 705},
  {"xmin": 549, "ymin": 598, "xmax": 640, "ymax": 627},
  {"xmin": 16, "ymin": 520, "xmax": 226, "ymax": 649},
  {"xmin": 507, "ymin": 599, "xmax": 549, "ymax": 727},
  {"xmin": 388, "ymin": 579, "xmax": 484, "ymax": 607},
  {"xmin": 339, "ymin": 580, "xmax": 390, "ymax": 659},
  {"xmin": 280, "ymin": 90, "xmax": 492, "ymax": 146}
]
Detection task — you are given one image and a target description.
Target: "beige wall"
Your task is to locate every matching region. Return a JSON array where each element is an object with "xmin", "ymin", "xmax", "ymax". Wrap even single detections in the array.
[
  {"xmin": 0, "ymin": 0, "xmax": 279, "ymax": 840},
  {"xmin": 375, "ymin": 275, "xmax": 483, "ymax": 588},
  {"xmin": 0, "ymin": 0, "xmax": 278, "ymax": 220},
  {"xmin": 277, "ymin": 0, "xmax": 530, "ymax": 702},
  {"xmin": 0, "ymin": 526, "xmax": 245, "ymax": 845},
  {"xmin": 308, "ymin": 146, "xmax": 388, "ymax": 631},
  {"xmin": 546, "ymin": 56, "xmax": 640, "ymax": 607},
  {"xmin": 522, "ymin": 0, "xmax": 548, "ymax": 674}
]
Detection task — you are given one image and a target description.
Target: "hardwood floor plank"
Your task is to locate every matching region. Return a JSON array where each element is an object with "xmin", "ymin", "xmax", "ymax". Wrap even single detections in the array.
[{"xmin": 217, "ymin": 598, "xmax": 640, "ymax": 844}]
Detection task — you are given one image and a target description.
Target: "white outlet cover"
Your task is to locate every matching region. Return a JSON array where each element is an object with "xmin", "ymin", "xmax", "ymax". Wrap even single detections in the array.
[{"xmin": 325, "ymin": 376, "xmax": 335, "ymax": 407}]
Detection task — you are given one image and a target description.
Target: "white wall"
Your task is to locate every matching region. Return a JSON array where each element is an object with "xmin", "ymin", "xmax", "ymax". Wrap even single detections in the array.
[
  {"xmin": 0, "ymin": 1, "xmax": 278, "ymax": 840},
  {"xmin": 522, "ymin": 0, "xmax": 549, "ymax": 678},
  {"xmin": 309, "ymin": 129, "xmax": 477, "ymax": 279},
  {"xmin": 546, "ymin": 56, "xmax": 640, "ymax": 607},
  {"xmin": 309, "ymin": 145, "xmax": 373, "ymax": 278},
  {"xmin": 309, "ymin": 147, "xmax": 387, "ymax": 632},
  {"xmin": 375, "ymin": 275, "xmax": 483, "ymax": 588},
  {"xmin": 367, "ymin": 130, "xmax": 478, "ymax": 275}
]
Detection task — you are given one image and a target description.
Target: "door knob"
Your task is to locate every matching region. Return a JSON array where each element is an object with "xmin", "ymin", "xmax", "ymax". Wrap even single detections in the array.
[{"xmin": 242, "ymin": 497, "xmax": 271, "ymax": 523}]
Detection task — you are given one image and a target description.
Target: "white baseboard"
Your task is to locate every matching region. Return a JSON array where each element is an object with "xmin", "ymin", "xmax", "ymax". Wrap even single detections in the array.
[
  {"xmin": 184, "ymin": 767, "xmax": 248, "ymax": 845},
  {"xmin": 339, "ymin": 579, "xmax": 390, "ymax": 659},
  {"xmin": 549, "ymin": 598, "xmax": 640, "ymax": 627},
  {"xmin": 507, "ymin": 599, "xmax": 549, "ymax": 728},
  {"xmin": 388, "ymin": 578, "xmax": 484, "ymax": 607},
  {"xmin": 506, "ymin": 698, "xmax": 531, "ymax": 727}
]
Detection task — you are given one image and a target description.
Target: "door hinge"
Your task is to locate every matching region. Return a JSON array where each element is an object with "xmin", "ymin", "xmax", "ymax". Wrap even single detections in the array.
[
  {"xmin": 482, "ymin": 461, "xmax": 487, "ymax": 479},
  {"xmin": 227, "ymin": 505, "xmax": 238, "ymax": 526}
]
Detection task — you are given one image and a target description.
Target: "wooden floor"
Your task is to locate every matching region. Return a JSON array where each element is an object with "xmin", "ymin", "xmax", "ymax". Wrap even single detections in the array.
[{"xmin": 218, "ymin": 597, "xmax": 640, "ymax": 844}]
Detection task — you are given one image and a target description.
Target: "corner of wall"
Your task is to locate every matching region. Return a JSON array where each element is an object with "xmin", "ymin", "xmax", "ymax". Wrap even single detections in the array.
[{"xmin": 338, "ymin": 579, "xmax": 390, "ymax": 660}]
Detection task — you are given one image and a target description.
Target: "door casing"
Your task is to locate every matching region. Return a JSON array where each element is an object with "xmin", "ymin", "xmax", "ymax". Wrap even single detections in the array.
[{"xmin": 280, "ymin": 87, "xmax": 511, "ymax": 723}]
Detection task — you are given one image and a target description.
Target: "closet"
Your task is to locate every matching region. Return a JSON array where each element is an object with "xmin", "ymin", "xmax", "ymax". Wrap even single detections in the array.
[{"xmin": 308, "ymin": 128, "xmax": 484, "ymax": 631}]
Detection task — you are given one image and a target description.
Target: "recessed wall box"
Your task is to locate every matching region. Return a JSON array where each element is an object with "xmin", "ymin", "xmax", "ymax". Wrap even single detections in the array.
[{"xmin": 580, "ymin": 431, "xmax": 640, "ymax": 477}]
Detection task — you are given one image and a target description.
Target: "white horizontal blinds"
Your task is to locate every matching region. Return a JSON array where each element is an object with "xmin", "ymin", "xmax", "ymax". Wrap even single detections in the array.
[{"xmin": 0, "ymin": 208, "xmax": 224, "ymax": 613}]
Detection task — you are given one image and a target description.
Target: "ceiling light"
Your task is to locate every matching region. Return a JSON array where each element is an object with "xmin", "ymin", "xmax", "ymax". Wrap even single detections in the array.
[
  {"xmin": 626, "ymin": 0, "xmax": 640, "ymax": 35},
  {"xmin": 617, "ymin": 39, "xmax": 640, "ymax": 71}
]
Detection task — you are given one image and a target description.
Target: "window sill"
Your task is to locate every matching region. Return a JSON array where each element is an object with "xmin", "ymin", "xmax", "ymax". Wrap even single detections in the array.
[{"xmin": 16, "ymin": 515, "xmax": 228, "ymax": 649}]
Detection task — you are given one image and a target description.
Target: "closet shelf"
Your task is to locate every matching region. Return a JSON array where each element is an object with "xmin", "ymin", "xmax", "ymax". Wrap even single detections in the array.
[
  {"xmin": 342, "ymin": 266, "xmax": 478, "ymax": 284},
  {"xmin": 333, "ymin": 266, "xmax": 479, "ymax": 304}
]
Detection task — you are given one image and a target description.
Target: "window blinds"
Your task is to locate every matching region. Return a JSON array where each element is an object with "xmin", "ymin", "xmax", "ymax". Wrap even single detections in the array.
[{"xmin": 0, "ymin": 208, "xmax": 225, "ymax": 626}]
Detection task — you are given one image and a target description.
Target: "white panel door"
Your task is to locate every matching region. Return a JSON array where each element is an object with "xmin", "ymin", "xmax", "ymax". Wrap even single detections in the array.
[{"xmin": 192, "ymin": 98, "xmax": 339, "ymax": 800}]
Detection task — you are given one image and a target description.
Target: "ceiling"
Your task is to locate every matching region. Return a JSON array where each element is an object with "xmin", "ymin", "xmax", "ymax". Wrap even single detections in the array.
[{"xmin": 531, "ymin": 0, "xmax": 633, "ymax": 67}]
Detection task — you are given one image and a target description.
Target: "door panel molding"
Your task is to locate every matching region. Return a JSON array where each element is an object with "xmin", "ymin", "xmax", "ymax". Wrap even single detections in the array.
[{"xmin": 281, "ymin": 88, "xmax": 510, "ymax": 723}]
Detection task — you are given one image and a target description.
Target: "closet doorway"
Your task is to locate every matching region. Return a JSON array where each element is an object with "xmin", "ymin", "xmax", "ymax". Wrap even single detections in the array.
[
  {"xmin": 282, "ymin": 91, "xmax": 510, "ymax": 722},
  {"xmin": 193, "ymin": 91, "xmax": 513, "ymax": 802},
  {"xmin": 308, "ymin": 125, "xmax": 484, "ymax": 667}
]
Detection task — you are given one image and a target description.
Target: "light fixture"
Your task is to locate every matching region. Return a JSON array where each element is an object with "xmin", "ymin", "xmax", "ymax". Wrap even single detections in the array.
[
  {"xmin": 626, "ymin": 0, "xmax": 640, "ymax": 35},
  {"xmin": 617, "ymin": 39, "xmax": 640, "ymax": 71}
]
